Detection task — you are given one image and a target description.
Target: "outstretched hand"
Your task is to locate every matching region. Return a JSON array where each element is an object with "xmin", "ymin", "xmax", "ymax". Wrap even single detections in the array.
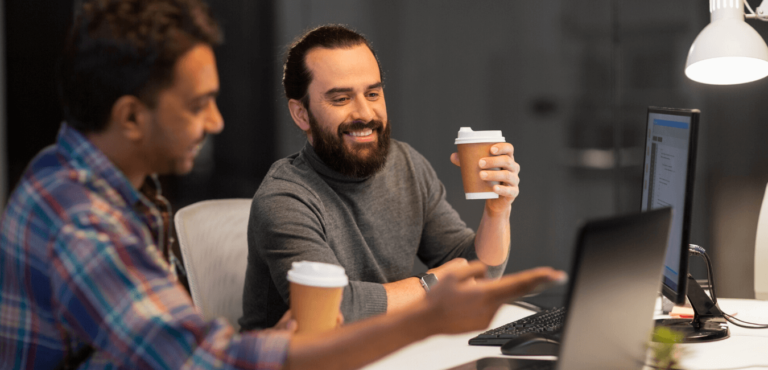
[{"xmin": 424, "ymin": 261, "xmax": 565, "ymax": 335}]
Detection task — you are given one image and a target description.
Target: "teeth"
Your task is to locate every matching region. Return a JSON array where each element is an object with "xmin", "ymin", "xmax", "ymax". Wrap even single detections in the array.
[{"xmin": 349, "ymin": 129, "xmax": 373, "ymax": 137}]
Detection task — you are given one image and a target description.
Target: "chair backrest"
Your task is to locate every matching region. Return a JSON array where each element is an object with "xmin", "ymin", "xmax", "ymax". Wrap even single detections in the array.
[
  {"xmin": 755, "ymin": 183, "xmax": 768, "ymax": 300},
  {"xmin": 174, "ymin": 199, "xmax": 252, "ymax": 330}
]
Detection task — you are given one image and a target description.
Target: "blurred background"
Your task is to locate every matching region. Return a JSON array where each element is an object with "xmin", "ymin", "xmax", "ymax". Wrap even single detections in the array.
[{"xmin": 3, "ymin": 0, "xmax": 768, "ymax": 298}]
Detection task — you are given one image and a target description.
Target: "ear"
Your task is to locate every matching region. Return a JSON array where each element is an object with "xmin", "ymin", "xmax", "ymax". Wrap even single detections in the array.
[
  {"xmin": 110, "ymin": 95, "xmax": 148, "ymax": 141},
  {"xmin": 288, "ymin": 99, "xmax": 311, "ymax": 132}
]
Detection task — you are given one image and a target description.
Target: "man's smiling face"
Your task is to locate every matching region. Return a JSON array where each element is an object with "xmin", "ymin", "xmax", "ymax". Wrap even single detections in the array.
[{"xmin": 303, "ymin": 43, "xmax": 390, "ymax": 178}]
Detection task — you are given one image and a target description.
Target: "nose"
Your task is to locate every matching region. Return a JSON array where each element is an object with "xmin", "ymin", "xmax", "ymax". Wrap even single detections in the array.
[
  {"xmin": 205, "ymin": 100, "xmax": 224, "ymax": 134},
  {"xmin": 350, "ymin": 94, "xmax": 374, "ymax": 122}
]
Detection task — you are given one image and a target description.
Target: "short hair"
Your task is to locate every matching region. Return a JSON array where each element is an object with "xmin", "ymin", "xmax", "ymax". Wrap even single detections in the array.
[
  {"xmin": 282, "ymin": 25, "xmax": 381, "ymax": 108},
  {"xmin": 58, "ymin": 0, "xmax": 223, "ymax": 133}
]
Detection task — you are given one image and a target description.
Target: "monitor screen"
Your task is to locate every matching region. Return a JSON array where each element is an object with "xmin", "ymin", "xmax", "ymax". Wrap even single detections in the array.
[{"xmin": 640, "ymin": 107, "xmax": 699, "ymax": 304}]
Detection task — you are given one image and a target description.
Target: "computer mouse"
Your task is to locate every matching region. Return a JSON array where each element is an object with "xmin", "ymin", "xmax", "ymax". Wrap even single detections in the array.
[{"xmin": 500, "ymin": 332, "xmax": 561, "ymax": 356}]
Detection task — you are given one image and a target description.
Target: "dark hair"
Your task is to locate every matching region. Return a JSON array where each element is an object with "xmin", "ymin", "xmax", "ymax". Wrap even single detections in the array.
[
  {"xmin": 283, "ymin": 24, "xmax": 380, "ymax": 108},
  {"xmin": 58, "ymin": 0, "xmax": 223, "ymax": 133}
]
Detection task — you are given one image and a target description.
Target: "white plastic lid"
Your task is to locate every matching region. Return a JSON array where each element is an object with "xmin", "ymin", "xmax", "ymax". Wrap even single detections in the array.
[
  {"xmin": 454, "ymin": 127, "xmax": 505, "ymax": 144},
  {"xmin": 287, "ymin": 261, "xmax": 349, "ymax": 287}
]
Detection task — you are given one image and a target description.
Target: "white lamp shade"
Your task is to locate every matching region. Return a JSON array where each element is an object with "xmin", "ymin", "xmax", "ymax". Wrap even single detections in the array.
[{"xmin": 685, "ymin": 18, "xmax": 768, "ymax": 85}]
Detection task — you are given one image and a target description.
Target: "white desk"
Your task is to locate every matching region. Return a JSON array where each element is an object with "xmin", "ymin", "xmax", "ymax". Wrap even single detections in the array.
[{"xmin": 362, "ymin": 298, "xmax": 768, "ymax": 370}]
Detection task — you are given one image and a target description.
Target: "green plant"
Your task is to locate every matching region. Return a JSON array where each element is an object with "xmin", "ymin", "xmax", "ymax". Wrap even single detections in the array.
[{"xmin": 649, "ymin": 327, "xmax": 689, "ymax": 369}]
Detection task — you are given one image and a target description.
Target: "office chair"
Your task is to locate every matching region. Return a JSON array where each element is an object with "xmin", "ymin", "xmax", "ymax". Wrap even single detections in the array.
[
  {"xmin": 174, "ymin": 199, "xmax": 252, "ymax": 330},
  {"xmin": 755, "ymin": 183, "xmax": 768, "ymax": 300}
]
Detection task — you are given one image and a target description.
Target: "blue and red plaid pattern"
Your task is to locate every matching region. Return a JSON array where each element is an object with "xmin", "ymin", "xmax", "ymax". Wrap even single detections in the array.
[{"xmin": 1, "ymin": 124, "xmax": 290, "ymax": 369}]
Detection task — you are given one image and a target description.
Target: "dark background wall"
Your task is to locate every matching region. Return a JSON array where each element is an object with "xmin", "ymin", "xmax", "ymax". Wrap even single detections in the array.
[{"xmin": 3, "ymin": 0, "xmax": 768, "ymax": 298}]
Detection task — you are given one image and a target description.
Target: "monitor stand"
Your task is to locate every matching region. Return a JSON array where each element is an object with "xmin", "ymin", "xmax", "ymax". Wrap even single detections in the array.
[{"xmin": 653, "ymin": 274, "xmax": 729, "ymax": 343}]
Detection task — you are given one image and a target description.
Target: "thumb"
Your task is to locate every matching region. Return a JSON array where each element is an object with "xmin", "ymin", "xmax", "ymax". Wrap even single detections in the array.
[
  {"xmin": 286, "ymin": 320, "xmax": 298, "ymax": 333},
  {"xmin": 450, "ymin": 153, "xmax": 461, "ymax": 167}
]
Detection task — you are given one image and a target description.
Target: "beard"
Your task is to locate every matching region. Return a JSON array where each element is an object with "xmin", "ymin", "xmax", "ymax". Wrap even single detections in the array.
[{"xmin": 308, "ymin": 110, "xmax": 391, "ymax": 179}]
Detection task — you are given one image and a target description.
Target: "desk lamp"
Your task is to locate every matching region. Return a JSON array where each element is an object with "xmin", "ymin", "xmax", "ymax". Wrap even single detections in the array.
[{"xmin": 686, "ymin": 0, "xmax": 768, "ymax": 84}]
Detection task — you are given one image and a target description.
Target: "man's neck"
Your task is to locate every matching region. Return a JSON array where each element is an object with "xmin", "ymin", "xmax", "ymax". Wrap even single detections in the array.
[{"xmin": 86, "ymin": 132, "xmax": 148, "ymax": 189}]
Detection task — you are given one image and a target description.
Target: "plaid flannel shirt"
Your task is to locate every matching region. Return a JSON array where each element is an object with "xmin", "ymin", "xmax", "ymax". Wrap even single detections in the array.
[{"xmin": 0, "ymin": 124, "xmax": 290, "ymax": 369}]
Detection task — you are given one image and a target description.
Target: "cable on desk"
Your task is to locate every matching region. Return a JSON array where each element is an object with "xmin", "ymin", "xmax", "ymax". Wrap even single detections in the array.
[
  {"xmin": 689, "ymin": 244, "xmax": 768, "ymax": 329},
  {"xmin": 722, "ymin": 312, "xmax": 768, "ymax": 329}
]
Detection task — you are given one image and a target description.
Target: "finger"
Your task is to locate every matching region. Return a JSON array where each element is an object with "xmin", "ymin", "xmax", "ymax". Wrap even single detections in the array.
[
  {"xmin": 490, "ymin": 143, "xmax": 514, "ymax": 156},
  {"xmin": 479, "ymin": 155, "xmax": 518, "ymax": 172},
  {"xmin": 492, "ymin": 184, "xmax": 519, "ymax": 199},
  {"xmin": 273, "ymin": 309, "xmax": 293, "ymax": 329},
  {"xmin": 447, "ymin": 257, "xmax": 468, "ymax": 266},
  {"xmin": 287, "ymin": 320, "xmax": 298, "ymax": 333},
  {"xmin": 480, "ymin": 170, "xmax": 519, "ymax": 187},
  {"xmin": 489, "ymin": 268, "xmax": 565, "ymax": 298},
  {"xmin": 444, "ymin": 261, "xmax": 488, "ymax": 283},
  {"xmin": 450, "ymin": 153, "xmax": 460, "ymax": 167},
  {"xmin": 337, "ymin": 312, "xmax": 345, "ymax": 326},
  {"xmin": 484, "ymin": 267, "xmax": 566, "ymax": 301}
]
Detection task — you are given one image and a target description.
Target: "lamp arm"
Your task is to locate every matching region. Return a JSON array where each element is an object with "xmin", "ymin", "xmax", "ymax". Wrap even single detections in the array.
[{"xmin": 750, "ymin": 0, "xmax": 768, "ymax": 21}]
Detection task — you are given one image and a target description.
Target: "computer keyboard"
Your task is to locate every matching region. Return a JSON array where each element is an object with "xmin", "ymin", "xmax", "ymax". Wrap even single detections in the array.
[{"xmin": 468, "ymin": 306, "xmax": 567, "ymax": 346}]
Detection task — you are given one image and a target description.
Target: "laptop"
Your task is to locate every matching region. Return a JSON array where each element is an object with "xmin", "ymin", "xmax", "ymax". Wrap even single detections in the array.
[{"xmin": 452, "ymin": 208, "xmax": 672, "ymax": 370}]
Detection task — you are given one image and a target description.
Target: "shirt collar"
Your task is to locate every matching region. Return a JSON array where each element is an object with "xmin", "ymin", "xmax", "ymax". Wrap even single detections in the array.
[{"xmin": 56, "ymin": 122, "xmax": 144, "ymax": 208}]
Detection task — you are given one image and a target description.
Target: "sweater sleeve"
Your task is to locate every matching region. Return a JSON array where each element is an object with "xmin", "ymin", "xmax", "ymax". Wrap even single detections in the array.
[
  {"xmin": 410, "ymin": 147, "xmax": 508, "ymax": 278},
  {"xmin": 248, "ymin": 180, "xmax": 387, "ymax": 324}
]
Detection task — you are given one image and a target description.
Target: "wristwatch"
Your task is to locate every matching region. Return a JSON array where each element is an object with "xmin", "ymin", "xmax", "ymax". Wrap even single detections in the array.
[{"xmin": 415, "ymin": 272, "xmax": 439, "ymax": 292}]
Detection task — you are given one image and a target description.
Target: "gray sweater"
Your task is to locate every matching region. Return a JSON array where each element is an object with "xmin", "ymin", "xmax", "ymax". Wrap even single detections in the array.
[{"xmin": 239, "ymin": 140, "xmax": 506, "ymax": 330}]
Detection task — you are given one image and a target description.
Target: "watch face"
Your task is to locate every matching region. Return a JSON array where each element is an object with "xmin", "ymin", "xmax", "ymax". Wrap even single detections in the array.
[
  {"xmin": 423, "ymin": 273, "xmax": 439, "ymax": 288},
  {"xmin": 420, "ymin": 279, "xmax": 430, "ymax": 292}
]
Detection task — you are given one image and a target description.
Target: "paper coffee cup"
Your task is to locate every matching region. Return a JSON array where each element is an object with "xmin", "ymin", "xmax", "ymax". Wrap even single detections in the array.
[
  {"xmin": 287, "ymin": 261, "xmax": 349, "ymax": 334},
  {"xmin": 455, "ymin": 127, "xmax": 505, "ymax": 200}
]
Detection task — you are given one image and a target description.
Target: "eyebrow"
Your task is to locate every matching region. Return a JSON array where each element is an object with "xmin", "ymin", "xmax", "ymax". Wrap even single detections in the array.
[
  {"xmin": 323, "ymin": 82, "xmax": 383, "ymax": 98},
  {"xmin": 192, "ymin": 90, "xmax": 219, "ymax": 101}
]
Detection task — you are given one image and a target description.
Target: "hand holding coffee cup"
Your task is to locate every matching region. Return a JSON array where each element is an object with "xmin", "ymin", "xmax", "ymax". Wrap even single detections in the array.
[
  {"xmin": 452, "ymin": 127, "xmax": 520, "ymax": 206},
  {"xmin": 287, "ymin": 261, "xmax": 349, "ymax": 334}
]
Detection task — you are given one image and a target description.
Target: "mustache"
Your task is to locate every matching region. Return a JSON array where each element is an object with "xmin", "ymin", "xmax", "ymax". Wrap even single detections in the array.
[{"xmin": 337, "ymin": 120, "xmax": 385, "ymax": 135}]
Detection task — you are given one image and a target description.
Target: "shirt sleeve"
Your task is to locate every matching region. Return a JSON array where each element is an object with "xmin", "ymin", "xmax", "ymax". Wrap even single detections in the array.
[
  {"xmin": 50, "ymin": 212, "xmax": 291, "ymax": 370},
  {"xmin": 248, "ymin": 181, "xmax": 387, "ymax": 324},
  {"xmin": 410, "ymin": 148, "xmax": 509, "ymax": 278}
]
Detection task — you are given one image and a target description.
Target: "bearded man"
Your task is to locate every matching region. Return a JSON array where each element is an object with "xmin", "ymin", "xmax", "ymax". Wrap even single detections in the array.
[{"xmin": 240, "ymin": 25, "xmax": 522, "ymax": 330}]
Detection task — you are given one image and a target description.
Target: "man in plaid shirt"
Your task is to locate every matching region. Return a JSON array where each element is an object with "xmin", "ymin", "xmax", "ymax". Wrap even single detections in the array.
[{"xmin": 0, "ymin": 0, "xmax": 564, "ymax": 369}]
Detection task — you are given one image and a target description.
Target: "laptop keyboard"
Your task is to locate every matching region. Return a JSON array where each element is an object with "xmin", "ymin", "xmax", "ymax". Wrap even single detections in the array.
[{"xmin": 468, "ymin": 306, "xmax": 567, "ymax": 346}]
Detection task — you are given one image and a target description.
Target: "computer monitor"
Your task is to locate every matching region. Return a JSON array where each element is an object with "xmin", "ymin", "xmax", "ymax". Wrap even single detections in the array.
[
  {"xmin": 640, "ymin": 107, "xmax": 729, "ymax": 343},
  {"xmin": 640, "ymin": 106, "xmax": 700, "ymax": 305}
]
